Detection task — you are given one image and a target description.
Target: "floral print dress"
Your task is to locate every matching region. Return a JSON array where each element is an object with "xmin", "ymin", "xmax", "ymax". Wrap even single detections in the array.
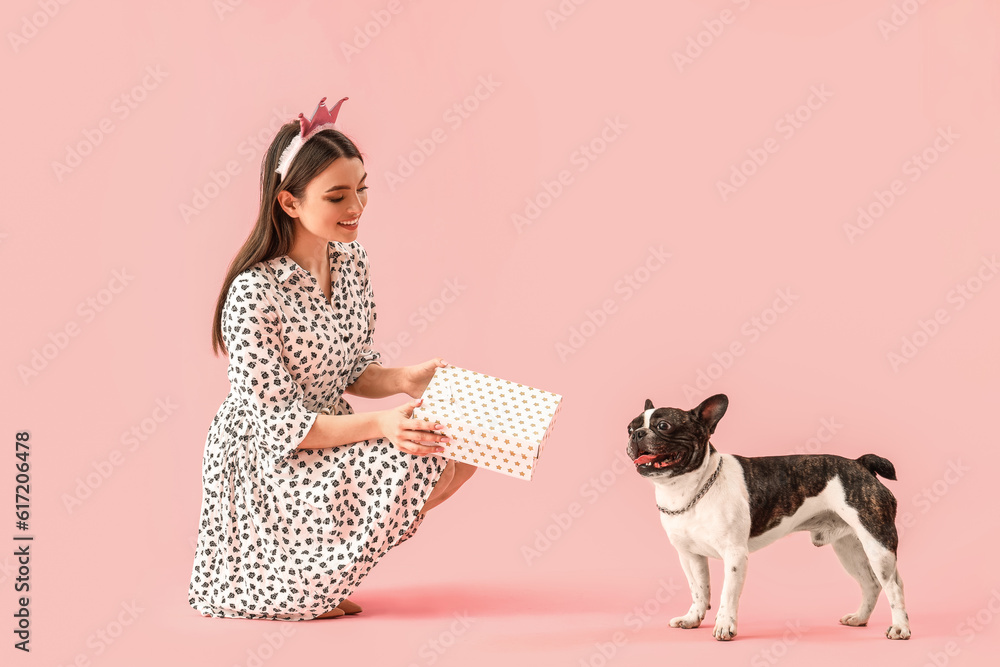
[{"xmin": 189, "ymin": 240, "xmax": 445, "ymax": 620}]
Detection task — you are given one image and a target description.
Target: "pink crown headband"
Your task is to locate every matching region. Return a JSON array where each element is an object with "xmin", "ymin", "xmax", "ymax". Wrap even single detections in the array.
[{"xmin": 275, "ymin": 96, "xmax": 349, "ymax": 180}]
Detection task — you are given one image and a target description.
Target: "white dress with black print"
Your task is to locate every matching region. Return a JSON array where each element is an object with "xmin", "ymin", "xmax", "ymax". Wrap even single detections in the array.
[{"xmin": 189, "ymin": 240, "xmax": 445, "ymax": 621}]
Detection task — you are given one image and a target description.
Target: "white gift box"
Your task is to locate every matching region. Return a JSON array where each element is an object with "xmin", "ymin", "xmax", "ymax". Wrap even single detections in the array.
[{"xmin": 411, "ymin": 366, "xmax": 562, "ymax": 481}]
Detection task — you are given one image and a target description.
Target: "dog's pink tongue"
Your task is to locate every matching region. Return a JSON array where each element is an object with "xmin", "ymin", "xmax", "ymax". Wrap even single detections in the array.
[{"xmin": 634, "ymin": 454, "xmax": 659, "ymax": 466}]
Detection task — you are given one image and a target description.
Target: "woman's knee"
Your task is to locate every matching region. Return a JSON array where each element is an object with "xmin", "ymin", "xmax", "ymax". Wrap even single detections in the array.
[
  {"xmin": 420, "ymin": 461, "xmax": 474, "ymax": 513},
  {"xmin": 439, "ymin": 459, "xmax": 457, "ymax": 485},
  {"xmin": 436, "ymin": 462, "xmax": 476, "ymax": 500},
  {"xmin": 450, "ymin": 462, "xmax": 476, "ymax": 489}
]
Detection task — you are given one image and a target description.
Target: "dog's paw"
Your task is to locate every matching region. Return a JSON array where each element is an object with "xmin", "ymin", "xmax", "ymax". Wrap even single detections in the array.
[
  {"xmin": 839, "ymin": 613, "xmax": 868, "ymax": 627},
  {"xmin": 669, "ymin": 612, "xmax": 703, "ymax": 629},
  {"xmin": 886, "ymin": 624, "xmax": 911, "ymax": 640},
  {"xmin": 712, "ymin": 615, "xmax": 737, "ymax": 641}
]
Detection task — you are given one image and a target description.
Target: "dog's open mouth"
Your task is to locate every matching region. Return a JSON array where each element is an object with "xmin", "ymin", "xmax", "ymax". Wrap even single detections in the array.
[{"xmin": 633, "ymin": 451, "xmax": 684, "ymax": 470}]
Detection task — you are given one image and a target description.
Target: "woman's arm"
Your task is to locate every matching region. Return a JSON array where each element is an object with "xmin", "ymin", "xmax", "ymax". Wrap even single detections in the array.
[
  {"xmin": 296, "ymin": 410, "xmax": 382, "ymax": 450},
  {"xmin": 344, "ymin": 363, "xmax": 405, "ymax": 399},
  {"xmin": 347, "ymin": 358, "xmax": 449, "ymax": 401},
  {"xmin": 296, "ymin": 399, "xmax": 448, "ymax": 455}
]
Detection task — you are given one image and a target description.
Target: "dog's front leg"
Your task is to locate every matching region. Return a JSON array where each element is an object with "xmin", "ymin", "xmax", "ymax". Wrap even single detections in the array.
[
  {"xmin": 670, "ymin": 549, "xmax": 710, "ymax": 629},
  {"xmin": 713, "ymin": 548, "xmax": 748, "ymax": 641}
]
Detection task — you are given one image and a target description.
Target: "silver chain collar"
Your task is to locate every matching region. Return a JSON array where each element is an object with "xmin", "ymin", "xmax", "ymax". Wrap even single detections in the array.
[{"xmin": 657, "ymin": 456, "xmax": 723, "ymax": 516}]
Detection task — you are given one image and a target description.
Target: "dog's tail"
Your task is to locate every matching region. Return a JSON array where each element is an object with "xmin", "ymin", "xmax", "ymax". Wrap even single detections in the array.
[{"xmin": 856, "ymin": 454, "xmax": 897, "ymax": 481}]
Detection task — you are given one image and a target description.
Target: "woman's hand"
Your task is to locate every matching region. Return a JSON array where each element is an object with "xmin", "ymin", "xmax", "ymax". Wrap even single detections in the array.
[
  {"xmin": 377, "ymin": 398, "xmax": 450, "ymax": 456},
  {"xmin": 400, "ymin": 357, "xmax": 449, "ymax": 399}
]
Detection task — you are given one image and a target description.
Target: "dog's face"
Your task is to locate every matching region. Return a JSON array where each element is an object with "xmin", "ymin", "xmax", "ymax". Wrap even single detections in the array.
[{"xmin": 626, "ymin": 394, "xmax": 728, "ymax": 478}]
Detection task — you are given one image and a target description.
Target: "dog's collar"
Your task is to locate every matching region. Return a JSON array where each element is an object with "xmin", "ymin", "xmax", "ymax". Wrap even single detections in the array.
[{"xmin": 657, "ymin": 456, "xmax": 723, "ymax": 516}]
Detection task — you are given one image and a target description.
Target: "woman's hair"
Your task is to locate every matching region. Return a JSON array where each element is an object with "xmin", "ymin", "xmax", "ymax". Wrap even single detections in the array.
[{"xmin": 211, "ymin": 123, "xmax": 364, "ymax": 356}]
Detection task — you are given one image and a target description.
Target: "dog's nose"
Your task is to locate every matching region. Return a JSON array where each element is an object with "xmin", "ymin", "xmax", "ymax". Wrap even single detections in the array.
[{"xmin": 627, "ymin": 429, "xmax": 646, "ymax": 459}]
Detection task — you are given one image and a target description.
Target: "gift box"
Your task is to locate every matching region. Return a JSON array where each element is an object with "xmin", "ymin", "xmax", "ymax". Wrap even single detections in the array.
[{"xmin": 411, "ymin": 365, "xmax": 562, "ymax": 480}]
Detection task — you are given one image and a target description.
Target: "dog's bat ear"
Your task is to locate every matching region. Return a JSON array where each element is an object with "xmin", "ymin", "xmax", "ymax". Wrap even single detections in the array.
[
  {"xmin": 644, "ymin": 398, "xmax": 654, "ymax": 410},
  {"xmin": 693, "ymin": 394, "xmax": 728, "ymax": 434}
]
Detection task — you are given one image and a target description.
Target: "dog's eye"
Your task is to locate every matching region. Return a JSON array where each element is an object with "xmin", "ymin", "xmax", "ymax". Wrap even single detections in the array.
[
  {"xmin": 657, "ymin": 421, "xmax": 671, "ymax": 430},
  {"xmin": 627, "ymin": 425, "xmax": 633, "ymax": 434}
]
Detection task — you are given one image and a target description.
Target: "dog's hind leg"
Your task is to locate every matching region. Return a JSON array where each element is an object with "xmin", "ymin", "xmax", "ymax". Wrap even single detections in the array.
[
  {"xmin": 860, "ymin": 540, "xmax": 909, "ymax": 639},
  {"xmin": 670, "ymin": 550, "xmax": 710, "ymax": 629},
  {"xmin": 832, "ymin": 533, "xmax": 881, "ymax": 627},
  {"xmin": 844, "ymin": 520, "xmax": 910, "ymax": 639}
]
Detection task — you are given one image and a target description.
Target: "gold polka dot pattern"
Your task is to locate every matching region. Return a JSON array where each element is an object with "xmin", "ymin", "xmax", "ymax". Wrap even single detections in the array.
[{"xmin": 411, "ymin": 366, "xmax": 562, "ymax": 481}]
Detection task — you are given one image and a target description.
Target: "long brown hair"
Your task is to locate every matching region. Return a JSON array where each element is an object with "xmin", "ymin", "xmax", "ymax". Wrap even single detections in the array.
[{"xmin": 211, "ymin": 123, "xmax": 364, "ymax": 356}]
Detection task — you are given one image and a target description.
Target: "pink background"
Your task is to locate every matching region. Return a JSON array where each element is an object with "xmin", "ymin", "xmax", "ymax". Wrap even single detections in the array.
[{"xmin": 3, "ymin": 0, "xmax": 999, "ymax": 664}]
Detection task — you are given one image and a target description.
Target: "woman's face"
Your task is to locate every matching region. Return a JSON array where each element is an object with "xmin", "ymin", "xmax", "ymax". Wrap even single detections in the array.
[{"xmin": 281, "ymin": 156, "xmax": 368, "ymax": 242}]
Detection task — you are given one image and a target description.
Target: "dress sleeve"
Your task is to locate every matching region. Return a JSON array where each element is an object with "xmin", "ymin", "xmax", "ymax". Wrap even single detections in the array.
[
  {"xmin": 223, "ymin": 275, "xmax": 318, "ymax": 468},
  {"xmin": 347, "ymin": 246, "xmax": 383, "ymax": 388}
]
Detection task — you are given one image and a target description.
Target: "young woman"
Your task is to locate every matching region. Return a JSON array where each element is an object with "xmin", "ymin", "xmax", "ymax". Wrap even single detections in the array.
[{"xmin": 188, "ymin": 97, "xmax": 476, "ymax": 621}]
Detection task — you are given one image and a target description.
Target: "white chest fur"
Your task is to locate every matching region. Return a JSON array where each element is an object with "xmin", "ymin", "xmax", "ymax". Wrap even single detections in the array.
[{"xmin": 653, "ymin": 454, "xmax": 751, "ymax": 559}]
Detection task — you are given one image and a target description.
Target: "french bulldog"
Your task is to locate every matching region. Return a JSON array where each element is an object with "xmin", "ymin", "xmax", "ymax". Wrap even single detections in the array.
[{"xmin": 627, "ymin": 394, "xmax": 910, "ymax": 641}]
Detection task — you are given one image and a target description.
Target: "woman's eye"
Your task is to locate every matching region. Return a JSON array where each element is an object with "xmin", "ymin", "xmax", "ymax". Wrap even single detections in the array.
[{"xmin": 328, "ymin": 186, "xmax": 368, "ymax": 204}]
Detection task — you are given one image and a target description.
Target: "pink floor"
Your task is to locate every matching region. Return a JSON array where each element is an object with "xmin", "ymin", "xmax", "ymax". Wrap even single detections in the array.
[
  {"xmin": 36, "ymin": 479, "xmax": 1000, "ymax": 666},
  {"xmin": 160, "ymin": 571, "xmax": 997, "ymax": 666}
]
